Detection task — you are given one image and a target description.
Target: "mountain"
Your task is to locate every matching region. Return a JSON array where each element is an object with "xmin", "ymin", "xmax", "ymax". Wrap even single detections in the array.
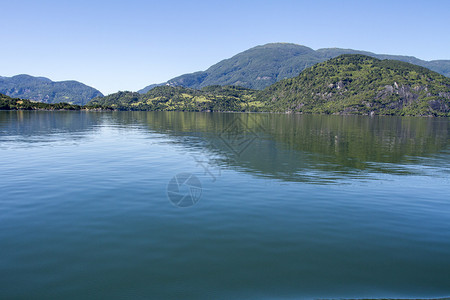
[
  {"xmin": 257, "ymin": 54, "xmax": 450, "ymax": 116},
  {"xmin": 138, "ymin": 43, "xmax": 450, "ymax": 93},
  {"xmin": 139, "ymin": 43, "xmax": 320, "ymax": 92},
  {"xmin": 0, "ymin": 93, "xmax": 82, "ymax": 110},
  {"xmin": 89, "ymin": 55, "xmax": 450, "ymax": 116},
  {"xmin": 0, "ymin": 74, "xmax": 103, "ymax": 105},
  {"xmin": 88, "ymin": 85, "xmax": 260, "ymax": 112}
]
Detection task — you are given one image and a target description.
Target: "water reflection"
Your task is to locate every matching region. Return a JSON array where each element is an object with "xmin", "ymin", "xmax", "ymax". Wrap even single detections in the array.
[
  {"xmin": 121, "ymin": 112, "xmax": 449, "ymax": 182},
  {"xmin": 0, "ymin": 111, "xmax": 105, "ymax": 148},
  {"xmin": 1, "ymin": 111, "xmax": 449, "ymax": 182}
]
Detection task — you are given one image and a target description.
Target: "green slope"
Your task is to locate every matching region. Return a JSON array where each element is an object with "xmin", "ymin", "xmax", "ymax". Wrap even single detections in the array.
[
  {"xmin": 258, "ymin": 55, "xmax": 450, "ymax": 116},
  {"xmin": 0, "ymin": 74, "xmax": 103, "ymax": 105},
  {"xmin": 89, "ymin": 85, "xmax": 261, "ymax": 112},
  {"xmin": 0, "ymin": 93, "xmax": 82, "ymax": 110},
  {"xmin": 90, "ymin": 55, "xmax": 450, "ymax": 116},
  {"xmin": 139, "ymin": 43, "xmax": 450, "ymax": 93}
]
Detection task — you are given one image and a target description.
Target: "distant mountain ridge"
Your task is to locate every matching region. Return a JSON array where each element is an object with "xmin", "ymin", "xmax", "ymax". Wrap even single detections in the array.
[
  {"xmin": 138, "ymin": 43, "xmax": 450, "ymax": 93},
  {"xmin": 0, "ymin": 74, "xmax": 103, "ymax": 105}
]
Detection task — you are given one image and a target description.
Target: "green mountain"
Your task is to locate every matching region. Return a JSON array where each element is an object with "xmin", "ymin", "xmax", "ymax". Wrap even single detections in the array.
[
  {"xmin": 89, "ymin": 85, "xmax": 261, "ymax": 112},
  {"xmin": 258, "ymin": 55, "xmax": 450, "ymax": 116},
  {"xmin": 0, "ymin": 74, "xmax": 103, "ymax": 105},
  {"xmin": 0, "ymin": 93, "xmax": 82, "ymax": 110},
  {"xmin": 138, "ymin": 43, "xmax": 450, "ymax": 93},
  {"xmin": 91, "ymin": 55, "xmax": 450, "ymax": 116}
]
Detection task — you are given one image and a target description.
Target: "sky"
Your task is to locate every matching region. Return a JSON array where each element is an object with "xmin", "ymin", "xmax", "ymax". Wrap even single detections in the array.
[{"xmin": 1, "ymin": 0, "xmax": 449, "ymax": 95}]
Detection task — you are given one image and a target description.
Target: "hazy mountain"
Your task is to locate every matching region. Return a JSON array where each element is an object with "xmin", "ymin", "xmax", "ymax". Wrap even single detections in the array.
[
  {"xmin": 0, "ymin": 74, "xmax": 103, "ymax": 105},
  {"xmin": 139, "ymin": 43, "xmax": 450, "ymax": 93}
]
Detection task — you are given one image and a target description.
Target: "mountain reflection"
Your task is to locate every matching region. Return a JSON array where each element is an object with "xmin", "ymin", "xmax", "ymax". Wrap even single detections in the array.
[
  {"xmin": 0, "ymin": 111, "xmax": 105, "ymax": 148},
  {"xmin": 0, "ymin": 111, "xmax": 103, "ymax": 136},
  {"xmin": 1, "ymin": 111, "xmax": 448, "ymax": 182},
  {"xmin": 117, "ymin": 111, "xmax": 449, "ymax": 182}
]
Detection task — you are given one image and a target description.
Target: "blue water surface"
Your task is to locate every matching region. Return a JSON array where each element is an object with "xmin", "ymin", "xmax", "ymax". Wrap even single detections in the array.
[{"xmin": 0, "ymin": 111, "xmax": 449, "ymax": 299}]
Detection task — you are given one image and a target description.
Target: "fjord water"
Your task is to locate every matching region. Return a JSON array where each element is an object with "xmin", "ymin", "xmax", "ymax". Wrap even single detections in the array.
[{"xmin": 1, "ymin": 111, "xmax": 449, "ymax": 300}]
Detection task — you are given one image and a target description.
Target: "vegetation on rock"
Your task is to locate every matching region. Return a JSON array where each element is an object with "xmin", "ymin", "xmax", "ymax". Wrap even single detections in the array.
[{"xmin": 257, "ymin": 55, "xmax": 450, "ymax": 116}]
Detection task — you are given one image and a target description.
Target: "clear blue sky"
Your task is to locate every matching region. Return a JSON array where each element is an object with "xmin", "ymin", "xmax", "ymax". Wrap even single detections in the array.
[{"xmin": 1, "ymin": 0, "xmax": 449, "ymax": 95}]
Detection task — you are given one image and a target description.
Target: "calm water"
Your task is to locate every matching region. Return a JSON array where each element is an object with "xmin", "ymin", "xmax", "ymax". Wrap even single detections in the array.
[{"xmin": 1, "ymin": 111, "xmax": 449, "ymax": 299}]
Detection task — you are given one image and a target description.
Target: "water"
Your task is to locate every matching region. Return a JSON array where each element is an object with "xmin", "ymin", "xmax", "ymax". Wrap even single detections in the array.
[{"xmin": 1, "ymin": 111, "xmax": 449, "ymax": 299}]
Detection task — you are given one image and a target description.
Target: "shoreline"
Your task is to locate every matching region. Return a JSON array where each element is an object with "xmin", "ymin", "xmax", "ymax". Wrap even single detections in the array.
[{"xmin": 0, "ymin": 108, "xmax": 447, "ymax": 117}]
